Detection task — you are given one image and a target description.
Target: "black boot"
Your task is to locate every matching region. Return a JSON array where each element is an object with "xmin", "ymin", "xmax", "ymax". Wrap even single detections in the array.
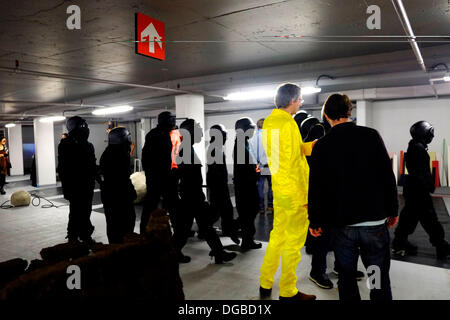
[
  {"xmin": 209, "ymin": 250, "xmax": 237, "ymax": 264},
  {"xmin": 241, "ymin": 240, "xmax": 262, "ymax": 251},
  {"xmin": 392, "ymin": 238, "xmax": 418, "ymax": 256},
  {"xmin": 0, "ymin": 187, "xmax": 5, "ymax": 195},
  {"xmin": 436, "ymin": 242, "xmax": 450, "ymax": 260}
]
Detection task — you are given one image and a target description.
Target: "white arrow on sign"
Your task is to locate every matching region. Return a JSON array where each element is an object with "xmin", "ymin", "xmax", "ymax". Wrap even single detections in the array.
[{"xmin": 141, "ymin": 23, "xmax": 163, "ymax": 54}]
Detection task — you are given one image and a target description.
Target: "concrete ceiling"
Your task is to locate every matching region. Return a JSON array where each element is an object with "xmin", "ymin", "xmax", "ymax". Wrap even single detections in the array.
[{"xmin": 0, "ymin": 0, "xmax": 450, "ymax": 122}]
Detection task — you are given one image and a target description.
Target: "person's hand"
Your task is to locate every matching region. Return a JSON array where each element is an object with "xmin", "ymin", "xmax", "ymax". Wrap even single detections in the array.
[
  {"xmin": 309, "ymin": 227, "xmax": 322, "ymax": 237},
  {"xmin": 387, "ymin": 216, "xmax": 399, "ymax": 228},
  {"xmin": 0, "ymin": 154, "xmax": 4, "ymax": 158},
  {"xmin": 256, "ymin": 164, "xmax": 261, "ymax": 173}
]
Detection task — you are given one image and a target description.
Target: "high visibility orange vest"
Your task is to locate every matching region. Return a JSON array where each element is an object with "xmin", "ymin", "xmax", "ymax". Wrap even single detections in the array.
[{"xmin": 170, "ymin": 129, "xmax": 182, "ymax": 169}]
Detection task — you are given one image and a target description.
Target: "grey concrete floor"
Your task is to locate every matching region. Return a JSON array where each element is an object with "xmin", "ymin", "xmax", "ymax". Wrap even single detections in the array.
[{"xmin": 1, "ymin": 176, "xmax": 449, "ymax": 300}]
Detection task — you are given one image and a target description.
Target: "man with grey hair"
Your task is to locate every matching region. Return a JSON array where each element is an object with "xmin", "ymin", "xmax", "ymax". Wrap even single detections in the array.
[{"xmin": 259, "ymin": 83, "xmax": 316, "ymax": 300}]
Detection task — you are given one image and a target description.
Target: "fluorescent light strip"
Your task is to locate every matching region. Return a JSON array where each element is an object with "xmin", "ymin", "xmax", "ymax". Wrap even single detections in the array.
[
  {"xmin": 39, "ymin": 116, "xmax": 66, "ymax": 123},
  {"xmin": 223, "ymin": 87, "xmax": 321, "ymax": 101},
  {"xmin": 92, "ymin": 105, "xmax": 133, "ymax": 115},
  {"xmin": 301, "ymin": 86, "xmax": 322, "ymax": 94},
  {"xmin": 5, "ymin": 123, "xmax": 16, "ymax": 128}
]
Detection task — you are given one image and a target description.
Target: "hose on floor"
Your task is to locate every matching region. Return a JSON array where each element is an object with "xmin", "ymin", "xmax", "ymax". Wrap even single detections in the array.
[{"xmin": 0, "ymin": 193, "xmax": 68, "ymax": 209}]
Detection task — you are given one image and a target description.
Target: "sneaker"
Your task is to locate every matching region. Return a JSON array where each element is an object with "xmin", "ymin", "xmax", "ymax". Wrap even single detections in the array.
[
  {"xmin": 259, "ymin": 286, "xmax": 272, "ymax": 299},
  {"xmin": 309, "ymin": 273, "xmax": 333, "ymax": 289},
  {"xmin": 436, "ymin": 242, "xmax": 450, "ymax": 260},
  {"xmin": 279, "ymin": 291, "xmax": 316, "ymax": 300},
  {"xmin": 392, "ymin": 238, "xmax": 418, "ymax": 256},
  {"xmin": 333, "ymin": 269, "xmax": 365, "ymax": 281},
  {"xmin": 241, "ymin": 241, "xmax": 262, "ymax": 251}
]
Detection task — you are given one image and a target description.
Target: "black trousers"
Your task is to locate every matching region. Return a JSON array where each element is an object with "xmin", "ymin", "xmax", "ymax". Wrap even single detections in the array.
[
  {"xmin": 141, "ymin": 175, "xmax": 180, "ymax": 234},
  {"xmin": 104, "ymin": 202, "xmax": 136, "ymax": 244},
  {"xmin": 208, "ymin": 185, "xmax": 236, "ymax": 235},
  {"xmin": 0, "ymin": 174, "xmax": 5, "ymax": 189},
  {"xmin": 234, "ymin": 185, "xmax": 258, "ymax": 243},
  {"xmin": 177, "ymin": 194, "xmax": 223, "ymax": 254},
  {"xmin": 67, "ymin": 191, "xmax": 94, "ymax": 240},
  {"xmin": 395, "ymin": 192, "xmax": 446, "ymax": 247},
  {"xmin": 309, "ymin": 228, "xmax": 333, "ymax": 276}
]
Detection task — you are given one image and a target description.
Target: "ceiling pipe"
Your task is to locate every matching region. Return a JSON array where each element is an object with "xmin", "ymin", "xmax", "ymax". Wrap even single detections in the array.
[
  {"xmin": 391, "ymin": 0, "xmax": 426, "ymax": 72},
  {"xmin": 0, "ymin": 67, "xmax": 191, "ymax": 94},
  {"xmin": 0, "ymin": 100, "xmax": 105, "ymax": 108}
]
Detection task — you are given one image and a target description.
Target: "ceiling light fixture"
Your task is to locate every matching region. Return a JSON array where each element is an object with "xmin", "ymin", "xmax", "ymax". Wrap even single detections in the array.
[
  {"xmin": 39, "ymin": 116, "xmax": 66, "ymax": 123},
  {"xmin": 92, "ymin": 105, "xmax": 133, "ymax": 116},
  {"xmin": 223, "ymin": 90, "xmax": 275, "ymax": 101},
  {"xmin": 301, "ymin": 86, "xmax": 322, "ymax": 94},
  {"xmin": 430, "ymin": 63, "xmax": 450, "ymax": 83},
  {"xmin": 5, "ymin": 123, "xmax": 16, "ymax": 128},
  {"xmin": 223, "ymin": 84, "xmax": 323, "ymax": 101}
]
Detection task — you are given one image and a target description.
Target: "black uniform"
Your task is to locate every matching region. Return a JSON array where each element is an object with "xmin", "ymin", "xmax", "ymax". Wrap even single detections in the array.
[
  {"xmin": 233, "ymin": 138, "xmax": 260, "ymax": 247},
  {"xmin": 141, "ymin": 124, "xmax": 179, "ymax": 235},
  {"xmin": 58, "ymin": 134, "xmax": 96, "ymax": 242},
  {"xmin": 178, "ymin": 145, "xmax": 224, "ymax": 255},
  {"xmin": 206, "ymin": 145, "xmax": 238, "ymax": 241},
  {"xmin": 394, "ymin": 140, "xmax": 447, "ymax": 250},
  {"xmin": 100, "ymin": 144, "xmax": 136, "ymax": 243}
]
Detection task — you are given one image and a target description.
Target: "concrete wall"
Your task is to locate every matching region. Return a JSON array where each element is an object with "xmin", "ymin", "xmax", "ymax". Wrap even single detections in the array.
[{"xmin": 370, "ymin": 98, "xmax": 450, "ymax": 156}]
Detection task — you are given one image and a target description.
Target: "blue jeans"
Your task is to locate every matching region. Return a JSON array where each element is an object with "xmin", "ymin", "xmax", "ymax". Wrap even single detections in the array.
[
  {"xmin": 257, "ymin": 174, "xmax": 273, "ymax": 211},
  {"xmin": 331, "ymin": 224, "xmax": 392, "ymax": 301}
]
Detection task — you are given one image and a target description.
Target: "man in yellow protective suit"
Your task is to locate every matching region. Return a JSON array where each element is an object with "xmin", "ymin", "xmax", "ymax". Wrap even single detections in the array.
[{"xmin": 259, "ymin": 83, "xmax": 317, "ymax": 300}]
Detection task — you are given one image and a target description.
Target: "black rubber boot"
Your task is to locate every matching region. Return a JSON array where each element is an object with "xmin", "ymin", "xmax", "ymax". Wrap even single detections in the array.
[
  {"xmin": 436, "ymin": 242, "xmax": 450, "ymax": 260},
  {"xmin": 209, "ymin": 250, "xmax": 237, "ymax": 264},
  {"xmin": 392, "ymin": 238, "xmax": 418, "ymax": 256}
]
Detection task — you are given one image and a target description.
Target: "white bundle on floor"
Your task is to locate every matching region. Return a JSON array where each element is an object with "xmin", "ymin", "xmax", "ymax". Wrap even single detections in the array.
[
  {"xmin": 130, "ymin": 171, "xmax": 146, "ymax": 204},
  {"xmin": 10, "ymin": 190, "xmax": 31, "ymax": 207}
]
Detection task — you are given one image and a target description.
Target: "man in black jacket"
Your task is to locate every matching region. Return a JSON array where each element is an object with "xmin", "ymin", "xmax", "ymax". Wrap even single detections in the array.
[
  {"xmin": 141, "ymin": 111, "xmax": 187, "ymax": 261},
  {"xmin": 233, "ymin": 117, "xmax": 262, "ymax": 251},
  {"xmin": 100, "ymin": 127, "xmax": 137, "ymax": 244},
  {"xmin": 393, "ymin": 121, "xmax": 450, "ymax": 259},
  {"xmin": 207, "ymin": 124, "xmax": 240, "ymax": 244},
  {"xmin": 308, "ymin": 94, "xmax": 399, "ymax": 301},
  {"xmin": 58, "ymin": 116, "xmax": 97, "ymax": 243},
  {"xmin": 177, "ymin": 119, "xmax": 236, "ymax": 264}
]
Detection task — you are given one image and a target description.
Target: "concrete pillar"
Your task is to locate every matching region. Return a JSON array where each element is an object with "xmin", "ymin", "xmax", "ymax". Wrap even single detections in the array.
[
  {"xmin": 175, "ymin": 94, "xmax": 206, "ymax": 183},
  {"xmin": 7, "ymin": 124, "xmax": 24, "ymax": 176},
  {"xmin": 356, "ymin": 100, "xmax": 373, "ymax": 127},
  {"xmin": 33, "ymin": 119, "xmax": 56, "ymax": 187},
  {"xmin": 135, "ymin": 118, "xmax": 152, "ymax": 169}
]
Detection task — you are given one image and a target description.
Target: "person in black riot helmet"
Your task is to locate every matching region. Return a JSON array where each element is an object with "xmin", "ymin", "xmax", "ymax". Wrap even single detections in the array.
[
  {"xmin": 294, "ymin": 110, "xmax": 310, "ymax": 133},
  {"xmin": 58, "ymin": 116, "xmax": 97, "ymax": 243},
  {"xmin": 206, "ymin": 124, "xmax": 240, "ymax": 245},
  {"xmin": 300, "ymin": 117, "xmax": 320, "ymax": 141},
  {"xmin": 177, "ymin": 119, "xmax": 237, "ymax": 264},
  {"xmin": 141, "ymin": 111, "xmax": 181, "ymax": 241},
  {"xmin": 99, "ymin": 127, "xmax": 137, "ymax": 243},
  {"xmin": 393, "ymin": 121, "xmax": 450, "ymax": 259},
  {"xmin": 233, "ymin": 117, "xmax": 262, "ymax": 250}
]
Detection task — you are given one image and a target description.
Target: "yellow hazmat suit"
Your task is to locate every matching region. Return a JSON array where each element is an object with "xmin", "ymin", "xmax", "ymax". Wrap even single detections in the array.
[{"xmin": 259, "ymin": 108, "xmax": 314, "ymax": 298}]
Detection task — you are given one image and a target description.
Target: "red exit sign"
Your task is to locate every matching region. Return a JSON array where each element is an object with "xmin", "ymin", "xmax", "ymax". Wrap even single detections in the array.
[{"xmin": 135, "ymin": 13, "xmax": 165, "ymax": 60}]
